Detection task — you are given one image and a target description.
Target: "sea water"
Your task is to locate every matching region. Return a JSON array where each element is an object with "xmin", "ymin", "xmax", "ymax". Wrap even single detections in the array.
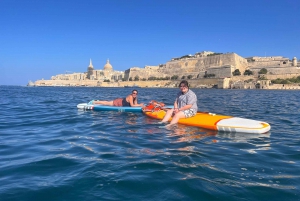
[{"xmin": 0, "ymin": 86, "xmax": 299, "ymax": 201}]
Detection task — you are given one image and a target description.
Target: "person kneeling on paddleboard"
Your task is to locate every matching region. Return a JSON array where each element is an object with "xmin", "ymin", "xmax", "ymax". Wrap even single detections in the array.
[
  {"xmin": 91, "ymin": 89, "xmax": 144, "ymax": 107},
  {"xmin": 161, "ymin": 80, "xmax": 198, "ymax": 125}
]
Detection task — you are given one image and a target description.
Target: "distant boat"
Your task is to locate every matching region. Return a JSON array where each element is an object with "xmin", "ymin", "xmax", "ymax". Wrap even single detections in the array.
[{"xmin": 27, "ymin": 80, "xmax": 35, "ymax": 87}]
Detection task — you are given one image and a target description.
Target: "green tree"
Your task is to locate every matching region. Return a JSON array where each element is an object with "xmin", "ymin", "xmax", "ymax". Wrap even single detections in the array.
[
  {"xmin": 171, "ymin": 75, "xmax": 178, "ymax": 80},
  {"xmin": 181, "ymin": 76, "xmax": 186, "ymax": 79},
  {"xmin": 134, "ymin": 76, "xmax": 139, "ymax": 81},
  {"xmin": 148, "ymin": 76, "xmax": 156, "ymax": 80},
  {"xmin": 187, "ymin": 75, "xmax": 193, "ymax": 79},
  {"xmin": 232, "ymin": 69, "xmax": 241, "ymax": 76},
  {"xmin": 129, "ymin": 77, "xmax": 133, "ymax": 81},
  {"xmin": 204, "ymin": 74, "xmax": 215, "ymax": 78},
  {"xmin": 244, "ymin": 70, "xmax": 253, "ymax": 76},
  {"xmin": 258, "ymin": 68, "xmax": 268, "ymax": 74}
]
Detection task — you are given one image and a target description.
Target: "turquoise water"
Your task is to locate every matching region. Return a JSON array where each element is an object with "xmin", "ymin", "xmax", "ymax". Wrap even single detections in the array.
[{"xmin": 0, "ymin": 86, "xmax": 299, "ymax": 201}]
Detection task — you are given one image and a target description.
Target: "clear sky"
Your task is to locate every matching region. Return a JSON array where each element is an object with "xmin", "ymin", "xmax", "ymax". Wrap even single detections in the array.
[{"xmin": 1, "ymin": 0, "xmax": 299, "ymax": 85}]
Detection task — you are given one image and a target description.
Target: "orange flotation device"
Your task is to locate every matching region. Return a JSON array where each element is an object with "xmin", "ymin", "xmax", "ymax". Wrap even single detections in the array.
[{"xmin": 142, "ymin": 100, "xmax": 166, "ymax": 112}]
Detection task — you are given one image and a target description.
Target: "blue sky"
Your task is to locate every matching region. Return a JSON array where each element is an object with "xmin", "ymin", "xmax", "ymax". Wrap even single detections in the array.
[{"xmin": 1, "ymin": 0, "xmax": 299, "ymax": 85}]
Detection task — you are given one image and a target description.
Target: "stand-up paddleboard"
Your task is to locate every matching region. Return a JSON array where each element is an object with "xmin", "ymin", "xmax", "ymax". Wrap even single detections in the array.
[
  {"xmin": 77, "ymin": 103, "xmax": 144, "ymax": 112},
  {"xmin": 77, "ymin": 103, "xmax": 173, "ymax": 112},
  {"xmin": 142, "ymin": 103, "xmax": 271, "ymax": 134}
]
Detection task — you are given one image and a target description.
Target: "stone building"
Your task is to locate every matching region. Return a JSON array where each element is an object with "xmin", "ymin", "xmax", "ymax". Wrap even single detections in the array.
[
  {"xmin": 87, "ymin": 59, "xmax": 124, "ymax": 81},
  {"xmin": 51, "ymin": 59, "xmax": 124, "ymax": 82},
  {"xmin": 34, "ymin": 50, "xmax": 300, "ymax": 89},
  {"xmin": 124, "ymin": 52, "xmax": 248, "ymax": 80},
  {"xmin": 124, "ymin": 66, "xmax": 165, "ymax": 81},
  {"xmin": 245, "ymin": 56, "xmax": 299, "ymax": 75}
]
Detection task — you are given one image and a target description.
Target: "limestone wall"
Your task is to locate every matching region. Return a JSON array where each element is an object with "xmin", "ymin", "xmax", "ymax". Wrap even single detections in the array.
[
  {"xmin": 124, "ymin": 66, "xmax": 167, "ymax": 81},
  {"xmin": 249, "ymin": 66, "xmax": 300, "ymax": 75},
  {"xmin": 119, "ymin": 79, "xmax": 219, "ymax": 88},
  {"xmin": 247, "ymin": 56, "xmax": 291, "ymax": 68},
  {"xmin": 34, "ymin": 78, "xmax": 220, "ymax": 88},
  {"xmin": 268, "ymin": 84, "xmax": 300, "ymax": 90},
  {"xmin": 51, "ymin": 73, "xmax": 86, "ymax": 80},
  {"xmin": 206, "ymin": 65, "xmax": 233, "ymax": 78},
  {"xmin": 217, "ymin": 78, "xmax": 231, "ymax": 89},
  {"xmin": 265, "ymin": 73, "xmax": 300, "ymax": 80},
  {"xmin": 259, "ymin": 80, "xmax": 300, "ymax": 90},
  {"xmin": 160, "ymin": 53, "xmax": 247, "ymax": 78},
  {"xmin": 35, "ymin": 79, "xmax": 101, "ymax": 87}
]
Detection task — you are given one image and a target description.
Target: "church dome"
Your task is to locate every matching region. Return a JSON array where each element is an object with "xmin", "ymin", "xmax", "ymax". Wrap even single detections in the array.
[{"xmin": 104, "ymin": 59, "xmax": 113, "ymax": 71}]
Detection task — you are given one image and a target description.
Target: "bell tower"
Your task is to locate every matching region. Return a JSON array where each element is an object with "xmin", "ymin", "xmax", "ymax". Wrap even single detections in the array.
[
  {"xmin": 292, "ymin": 57, "xmax": 297, "ymax": 67},
  {"xmin": 87, "ymin": 59, "xmax": 94, "ymax": 79}
]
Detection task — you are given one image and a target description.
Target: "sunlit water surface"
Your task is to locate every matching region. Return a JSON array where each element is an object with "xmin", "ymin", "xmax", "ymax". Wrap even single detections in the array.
[{"xmin": 0, "ymin": 86, "xmax": 299, "ymax": 201}]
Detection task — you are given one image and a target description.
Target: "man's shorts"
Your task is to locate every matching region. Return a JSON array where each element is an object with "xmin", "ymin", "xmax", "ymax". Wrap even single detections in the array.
[{"xmin": 182, "ymin": 109, "xmax": 197, "ymax": 118}]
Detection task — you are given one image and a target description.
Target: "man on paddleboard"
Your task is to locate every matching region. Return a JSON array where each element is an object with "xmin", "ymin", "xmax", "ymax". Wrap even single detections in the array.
[{"xmin": 161, "ymin": 80, "xmax": 198, "ymax": 125}]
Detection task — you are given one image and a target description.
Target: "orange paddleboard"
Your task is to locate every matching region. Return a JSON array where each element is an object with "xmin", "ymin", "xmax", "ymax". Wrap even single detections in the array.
[{"xmin": 143, "ymin": 110, "xmax": 270, "ymax": 134}]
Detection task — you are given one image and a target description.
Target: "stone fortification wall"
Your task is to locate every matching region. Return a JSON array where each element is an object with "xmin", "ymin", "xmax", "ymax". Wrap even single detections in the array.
[
  {"xmin": 247, "ymin": 56, "xmax": 291, "ymax": 68},
  {"xmin": 217, "ymin": 78, "xmax": 231, "ymax": 89},
  {"xmin": 265, "ymin": 73, "xmax": 300, "ymax": 80},
  {"xmin": 34, "ymin": 78, "xmax": 220, "ymax": 88},
  {"xmin": 205, "ymin": 65, "xmax": 233, "ymax": 78},
  {"xmin": 259, "ymin": 80, "xmax": 300, "ymax": 90},
  {"xmin": 35, "ymin": 79, "xmax": 101, "ymax": 87},
  {"xmin": 230, "ymin": 75, "xmax": 256, "ymax": 82},
  {"xmin": 159, "ymin": 53, "xmax": 247, "ymax": 79},
  {"xmin": 124, "ymin": 66, "xmax": 166, "ymax": 80},
  {"xmin": 268, "ymin": 84, "xmax": 300, "ymax": 90},
  {"xmin": 250, "ymin": 66, "xmax": 300, "ymax": 75},
  {"xmin": 51, "ymin": 73, "xmax": 87, "ymax": 80},
  {"xmin": 120, "ymin": 79, "xmax": 220, "ymax": 88},
  {"xmin": 161, "ymin": 59, "xmax": 200, "ymax": 78}
]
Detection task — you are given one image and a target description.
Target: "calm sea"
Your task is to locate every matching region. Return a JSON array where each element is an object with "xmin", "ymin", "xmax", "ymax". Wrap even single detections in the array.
[{"xmin": 0, "ymin": 86, "xmax": 299, "ymax": 201}]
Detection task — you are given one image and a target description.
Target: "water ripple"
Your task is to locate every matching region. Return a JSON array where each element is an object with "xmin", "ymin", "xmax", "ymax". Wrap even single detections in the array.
[{"xmin": 0, "ymin": 86, "xmax": 299, "ymax": 200}]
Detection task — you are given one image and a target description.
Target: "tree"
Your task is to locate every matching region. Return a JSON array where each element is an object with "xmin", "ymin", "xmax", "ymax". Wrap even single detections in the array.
[
  {"xmin": 244, "ymin": 70, "xmax": 253, "ymax": 76},
  {"xmin": 134, "ymin": 76, "xmax": 139, "ymax": 81},
  {"xmin": 204, "ymin": 74, "xmax": 215, "ymax": 78},
  {"xmin": 148, "ymin": 76, "xmax": 156, "ymax": 80},
  {"xmin": 181, "ymin": 76, "xmax": 186, "ymax": 79},
  {"xmin": 258, "ymin": 68, "xmax": 268, "ymax": 74},
  {"xmin": 171, "ymin": 75, "xmax": 178, "ymax": 80},
  {"xmin": 129, "ymin": 77, "xmax": 133, "ymax": 81},
  {"xmin": 232, "ymin": 69, "xmax": 241, "ymax": 76},
  {"xmin": 187, "ymin": 75, "xmax": 193, "ymax": 79}
]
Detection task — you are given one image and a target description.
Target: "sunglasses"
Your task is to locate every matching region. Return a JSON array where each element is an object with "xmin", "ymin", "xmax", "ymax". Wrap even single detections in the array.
[
  {"xmin": 132, "ymin": 92, "xmax": 138, "ymax": 94},
  {"xmin": 179, "ymin": 85, "xmax": 187, "ymax": 88}
]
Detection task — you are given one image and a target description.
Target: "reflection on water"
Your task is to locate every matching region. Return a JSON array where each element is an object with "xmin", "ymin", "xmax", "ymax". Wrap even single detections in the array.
[
  {"xmin": 125, "ymin": 113, "xmax": 139, "ymax": 125},
  {"xmin": 165, "ymin": 124, "xmax": 217, "ymax": 143},
  {"xmin": 162, "ymin": 124, "xmax": 271, "ymax": 151}
]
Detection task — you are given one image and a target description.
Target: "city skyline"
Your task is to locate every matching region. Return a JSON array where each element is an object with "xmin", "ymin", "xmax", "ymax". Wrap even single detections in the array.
[{"xmin": 1, "ymin": 0, "xmax": 299, "ymax": 85}]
